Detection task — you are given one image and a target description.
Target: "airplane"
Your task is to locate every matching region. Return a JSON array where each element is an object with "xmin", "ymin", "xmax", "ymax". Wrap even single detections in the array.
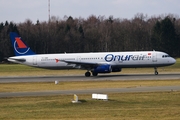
[{"xmin": 8, "ymin": 32, "xmax": 176, "ymax": 77}]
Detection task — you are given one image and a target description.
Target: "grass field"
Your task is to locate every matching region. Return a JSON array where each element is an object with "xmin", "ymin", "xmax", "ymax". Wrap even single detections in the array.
[
  {"xmin": 0, "ymin": 92, "xmax": 180, "ymax": 120},
  {"xmin": 0, "ymin": 59, "xmax": 180, "ymax": 119},
  {"xmin": 0, "ymin": 80, "xmax": 180, "ymax": 92}
]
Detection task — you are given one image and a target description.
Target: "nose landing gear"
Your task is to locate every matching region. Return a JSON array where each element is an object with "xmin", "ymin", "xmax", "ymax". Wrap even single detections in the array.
[{"xmin": 154, "ymin": 67, "xmax": 158, "ymax": 75}]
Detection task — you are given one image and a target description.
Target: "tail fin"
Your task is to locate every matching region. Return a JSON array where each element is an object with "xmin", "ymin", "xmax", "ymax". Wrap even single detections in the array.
[{"xmin": 10, "ymin": 32, "xmax": 35, "ymax": 56}]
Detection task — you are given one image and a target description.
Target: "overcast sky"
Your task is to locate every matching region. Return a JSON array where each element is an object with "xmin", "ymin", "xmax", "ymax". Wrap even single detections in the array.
[{"xmin": 0, "ymin": 0, "xmax": 180, "ymax": 23}]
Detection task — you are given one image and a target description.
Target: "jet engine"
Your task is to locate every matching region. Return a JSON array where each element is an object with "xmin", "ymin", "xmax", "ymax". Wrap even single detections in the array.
[{"xmin": 93, "ymin": 64, "xmax": 111, "ymax": 73}]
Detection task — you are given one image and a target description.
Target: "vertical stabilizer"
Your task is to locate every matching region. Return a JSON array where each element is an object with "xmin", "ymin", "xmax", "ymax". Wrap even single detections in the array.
[{"xmin": 10, "ymin": 32, "xmax": 35, "ymax": 56}]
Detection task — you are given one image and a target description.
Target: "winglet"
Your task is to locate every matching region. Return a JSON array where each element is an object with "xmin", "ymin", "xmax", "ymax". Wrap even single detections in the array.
[{"xmin": 10, "ymin": 32, "xmax": 35, "ymax": 56}]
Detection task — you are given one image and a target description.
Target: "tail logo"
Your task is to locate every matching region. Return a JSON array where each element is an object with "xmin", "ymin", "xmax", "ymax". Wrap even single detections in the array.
[{"xmin": 14, "ymin": 37, "xmax": 30, "ymax": 54}]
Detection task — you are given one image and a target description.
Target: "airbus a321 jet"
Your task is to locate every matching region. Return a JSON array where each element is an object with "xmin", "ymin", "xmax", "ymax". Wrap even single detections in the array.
[{"xmin": 8, "ymin": 32, "xmax": 176, "ymax": 77}]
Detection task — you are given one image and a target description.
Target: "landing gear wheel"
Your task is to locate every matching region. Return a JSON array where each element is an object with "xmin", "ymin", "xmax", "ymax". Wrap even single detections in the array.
[
  {"xmin": 155, "ymin": 71, "xmax": 158, "ymax": 75},
  {"xmin": 92, "ymin": 72, "xmax": 98, "ymax": 76},
  {"xmin": 85, "ymin": 72, "xmax": 91, "ymax": 77},
  {"xmin": 154, "ymin": 67, "xmax": 158, "ymax": 75}
]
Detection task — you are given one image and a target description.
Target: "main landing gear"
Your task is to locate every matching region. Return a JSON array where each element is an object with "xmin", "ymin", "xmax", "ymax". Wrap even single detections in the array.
[
  {"xmin": 85, "ymin": 71, "xmax": 98, "ymax": 77},
  {"xmin": 85, "ymin": 71, "xmax": 91, "ymax": 77},
  {"xmin": 154, "ymin": 67, "xmax": 158, "ymax": 75}
]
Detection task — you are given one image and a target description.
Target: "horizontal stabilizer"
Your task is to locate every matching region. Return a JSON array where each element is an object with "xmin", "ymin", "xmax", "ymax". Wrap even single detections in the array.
[{"xmin": 8, "ymin": 58, "xmax": 26, "ymax": 62}]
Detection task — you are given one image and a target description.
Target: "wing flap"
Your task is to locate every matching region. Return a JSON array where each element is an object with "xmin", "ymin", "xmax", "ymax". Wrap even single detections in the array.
[
  {"xmin": 63, "ymin": 60, "xmax": 109, "ymax": 69},
  {"xmin": 63, "ymin": 60, "xmax": 97, "ymax": 65}
]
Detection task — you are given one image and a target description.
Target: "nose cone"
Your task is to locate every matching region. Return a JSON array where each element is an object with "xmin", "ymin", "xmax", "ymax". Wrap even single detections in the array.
[{"xmin": 171, "ymin": 57, "xmax": 176, "ymax": 65}]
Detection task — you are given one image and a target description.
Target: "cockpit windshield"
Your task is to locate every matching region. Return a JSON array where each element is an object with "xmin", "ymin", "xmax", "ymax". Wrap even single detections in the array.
[{"xmin": 162, "ymin": 55, "xmax": 170, "ymax": 58}]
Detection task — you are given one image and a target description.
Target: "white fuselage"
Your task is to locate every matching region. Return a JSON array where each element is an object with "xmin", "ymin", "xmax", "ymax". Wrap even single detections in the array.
[{"xmin": 8, "ymin": 51, "xmax": 176, "ymax": 69}]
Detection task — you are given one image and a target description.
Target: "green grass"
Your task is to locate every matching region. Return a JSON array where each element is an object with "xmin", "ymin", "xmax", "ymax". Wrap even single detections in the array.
[
  {"xmin": 0, "ymin": 80, "xmax": 180, "ymax": 119},
  {"xmin": 0, "ymin": 80, "xmax": 180, "ymax": 92},
  {"xmin": 0, "ymin": 92, "xmax": 180, "ymax": 120}
]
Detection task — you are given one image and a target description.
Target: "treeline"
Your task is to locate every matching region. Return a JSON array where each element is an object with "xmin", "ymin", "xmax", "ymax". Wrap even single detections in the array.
[{"xmin": 0, "ymin": 13, "xmax": 180, "ymax": 61}]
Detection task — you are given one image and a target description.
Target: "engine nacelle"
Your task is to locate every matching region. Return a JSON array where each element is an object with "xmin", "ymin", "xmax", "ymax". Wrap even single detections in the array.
[{"xmin": 93, "ymin": 65, "xmax": 111, "ymax": 73}]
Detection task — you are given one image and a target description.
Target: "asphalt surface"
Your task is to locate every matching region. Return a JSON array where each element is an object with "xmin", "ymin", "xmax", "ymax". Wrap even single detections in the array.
[
  {"xmin": 0, "ymin": 73, "xmax": 180, "ymax": 97},
  {"xmin": 0, "ymin": 73, "xmax": 180, "ymax": 83}
]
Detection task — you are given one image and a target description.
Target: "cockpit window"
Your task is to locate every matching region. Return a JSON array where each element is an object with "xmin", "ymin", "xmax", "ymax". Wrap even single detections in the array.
[{"xmin": 162, "ymin": 55, "xmax": 170, "ymax": 58}]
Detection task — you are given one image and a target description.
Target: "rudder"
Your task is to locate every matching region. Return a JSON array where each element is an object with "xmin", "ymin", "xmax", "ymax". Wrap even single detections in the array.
[{"xmin": 10, "ymin": 32, "xmax": 35, "ymax": 56}]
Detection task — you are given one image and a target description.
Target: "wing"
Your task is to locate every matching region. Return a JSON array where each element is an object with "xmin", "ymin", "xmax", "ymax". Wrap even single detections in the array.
[{"xmin": 63, "ymin": 60, "xmax": 108, "ymax": 69}]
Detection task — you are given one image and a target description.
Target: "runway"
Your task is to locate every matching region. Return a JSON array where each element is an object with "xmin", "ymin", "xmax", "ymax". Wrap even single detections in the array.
[
  {"xmin": 0, "ymin": 73, "xmax": 180, "ymax": 97},
  {"xmin": 0, "ymin": 73, "xmax": 180, "ymax": 83}
]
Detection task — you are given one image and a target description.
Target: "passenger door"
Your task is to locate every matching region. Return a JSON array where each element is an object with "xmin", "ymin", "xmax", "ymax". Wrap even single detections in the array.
[
  {"xmin": 33, "ymin": 56, "xmax": 37, "ymax": 65},
  {"xmin": 152, "ymin": 52, "xmax": 157, "ymax": 62}
]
